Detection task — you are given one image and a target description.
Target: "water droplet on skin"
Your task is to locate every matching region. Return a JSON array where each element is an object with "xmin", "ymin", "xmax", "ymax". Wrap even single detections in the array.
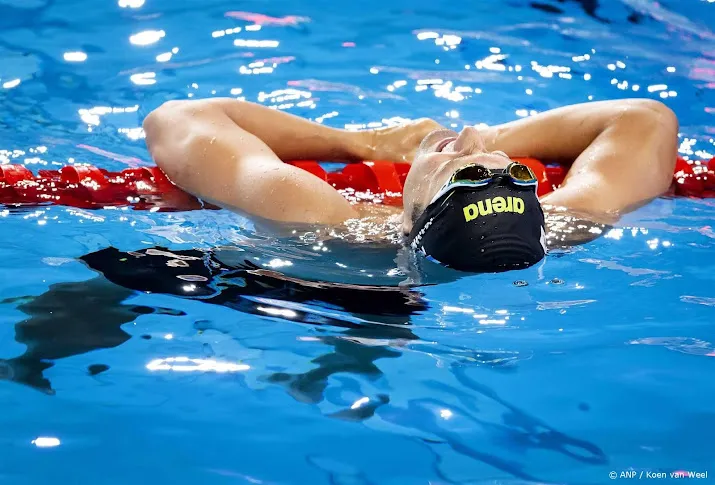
[
  {"xmin": 551, "ymin": 278, "xmax": 564, "ymax": 285},
  {"xmin": 513, "ymin": 280, "xmax": 528, "ymax": 287}
]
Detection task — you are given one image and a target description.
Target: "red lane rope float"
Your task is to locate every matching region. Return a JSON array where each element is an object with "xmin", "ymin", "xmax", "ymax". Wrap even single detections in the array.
[
  {"xmin": 0, "ymin": 164, "xmax": 212, "ymax": 211},
  {"xmin": 0, "ymin": 156, "xmax": 713, "ymax": 211},
  {"xmin": 672, "ymin": 156, "xmax": 715, "ymax": 198},
  {"xmin": 293, "ymin": 157, "xmax": 575, "ymax": 201}
]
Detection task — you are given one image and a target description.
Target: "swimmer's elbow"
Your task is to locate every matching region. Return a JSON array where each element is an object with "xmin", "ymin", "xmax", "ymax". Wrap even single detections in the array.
[
  {"xmin": 633, "ymin": 99, "xmax": 678, "ymax": 131},
  {"xmin": 614, "ymin": 100, "xmax": 678, "ymax": 136},
  {"xmin": 143, "ymin": 100, "xmax": 214, "ymax": 173},
  {"xmin": 143, "ymin": 101, "xmax": 177, "ymax": 152},
  {"xmin": 615, "ymin": 100, "xmax": 679, "ymax": 191},
  {"xmin": 143, "ymin": 100, "xmax": 193, "ymax": 142},
  {"xmin": 143, "ymin": 105, "xmax": 176, "ymax": 174},
  {"xmin": 144, "ymin": 98, "xmax": 220, "ymax": 131},
  {"xmin": 641, "ymin": 101, "xmax": 679, "ymax": 192}
]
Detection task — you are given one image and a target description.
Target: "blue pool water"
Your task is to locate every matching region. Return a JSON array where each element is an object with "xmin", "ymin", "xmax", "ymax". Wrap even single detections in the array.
[{"xmin": 1, "ymin": 0, "xmax": 715, "ymax": 483}]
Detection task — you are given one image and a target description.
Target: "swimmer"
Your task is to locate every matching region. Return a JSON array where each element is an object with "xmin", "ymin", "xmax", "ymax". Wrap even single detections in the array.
[{"xmin": 143, "ymin": 98, "xmax": 678, "ymax": 272}]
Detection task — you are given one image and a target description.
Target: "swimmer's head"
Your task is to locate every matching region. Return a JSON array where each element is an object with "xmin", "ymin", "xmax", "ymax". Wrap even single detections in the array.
[{"xmin": 402, "ymin": 126, "xmax": 546, "ymax": 272}]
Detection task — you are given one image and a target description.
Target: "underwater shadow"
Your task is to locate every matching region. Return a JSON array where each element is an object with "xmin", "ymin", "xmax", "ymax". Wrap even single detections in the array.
[
  {"xmin": 0, "ymin": 245, "xmax": 607, "ymax": 480},
  {"xmin": 1, "ymin": 246, "xmax": 427, "ymax": 412}
]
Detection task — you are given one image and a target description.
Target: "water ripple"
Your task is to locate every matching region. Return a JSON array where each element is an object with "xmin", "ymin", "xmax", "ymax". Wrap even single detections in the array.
[{"xmin": 680, "ymin": 295, "xmax": 715, "ymax": 307}]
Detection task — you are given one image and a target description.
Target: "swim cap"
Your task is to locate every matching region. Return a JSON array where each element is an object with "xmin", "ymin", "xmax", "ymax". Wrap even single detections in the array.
[{"xmin": 407, "ymin": 171, "xmax": 547, "ymax": 272}]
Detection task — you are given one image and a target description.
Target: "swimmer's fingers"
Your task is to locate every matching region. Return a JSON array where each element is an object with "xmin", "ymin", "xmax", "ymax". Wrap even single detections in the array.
[{"xmin": 370, "ymin": 118, "xmax": 446, "ymax": 164}]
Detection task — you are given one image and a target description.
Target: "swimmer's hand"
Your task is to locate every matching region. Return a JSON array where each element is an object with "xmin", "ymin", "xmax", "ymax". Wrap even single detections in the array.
[{"xmin": 364, "ymin": 118, "xmax": 445, "ymax": 164}]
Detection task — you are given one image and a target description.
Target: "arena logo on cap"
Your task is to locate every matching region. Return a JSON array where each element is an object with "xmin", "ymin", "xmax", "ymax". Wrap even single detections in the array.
[{"xmin": 463, "ymin": 196, "xmax": 524, "ymax": 222}]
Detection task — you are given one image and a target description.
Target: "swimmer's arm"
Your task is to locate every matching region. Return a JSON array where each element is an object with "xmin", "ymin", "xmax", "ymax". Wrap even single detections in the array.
[
  {"xmin": 190, "ymin": 98, "xmax": 442, "ymax": 164},
  {"xmin": 143, "ymin": 99, "xmax": 358, "ymax": 224},
  {"xmin": 152, "ymin": 98, "xmax": 374, "ymax": 162},
  {"xmin": 480, "ymin": 99, "xmax": 678, "ymax": 222}
]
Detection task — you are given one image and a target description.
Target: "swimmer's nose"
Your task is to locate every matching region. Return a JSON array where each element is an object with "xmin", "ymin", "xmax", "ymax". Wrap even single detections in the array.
[{"xmin": 452, "ymin": 126, "xmax": 487, "ymax": 154}]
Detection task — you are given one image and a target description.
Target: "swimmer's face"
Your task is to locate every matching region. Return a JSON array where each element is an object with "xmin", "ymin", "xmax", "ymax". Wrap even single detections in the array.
[{"xmin": 401, "ymin": 126, "xmax": 512, "ymax": 234}]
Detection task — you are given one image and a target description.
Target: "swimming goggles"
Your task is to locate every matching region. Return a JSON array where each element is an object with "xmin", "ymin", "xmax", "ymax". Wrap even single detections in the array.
[{"xmin": 429, "ymin": 162, "xmax": 538, "ymax": 205}]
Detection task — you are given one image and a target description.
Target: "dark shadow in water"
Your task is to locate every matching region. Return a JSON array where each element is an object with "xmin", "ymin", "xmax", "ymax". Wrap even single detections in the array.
[
  {"xmin": 556, "ymin": 0, "xmax": 608, "ymax": 22},
  {"xmin": 525, "ymin": 0, "xmax": 611, "ymax": 23},
  {"xmin": 0, "ymin": 0, "xmax": 62, "ymax": 32},
  {"xmin": 0, "ymin": 246, "xmax": 606, "ymax": 480},
  {"xmin": 1, "ymin": 246, "xmax": 425, "ymax": 409},
  {"xmin": 375, "ymin": 365, "xmax": 608, "ymax": 481},
  {"xmin": 0, "ymin": 276, "xmax": 181, "ymax": 394},
  {"xmin": 530, "ymin": 2, "xmax": 564, "ymax": 15}
]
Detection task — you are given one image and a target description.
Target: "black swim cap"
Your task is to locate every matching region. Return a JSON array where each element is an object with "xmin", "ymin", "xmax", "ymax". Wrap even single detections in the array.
[{"xmin": 407, "ymin": 172, "xmax": 547, "ymax": 273}]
